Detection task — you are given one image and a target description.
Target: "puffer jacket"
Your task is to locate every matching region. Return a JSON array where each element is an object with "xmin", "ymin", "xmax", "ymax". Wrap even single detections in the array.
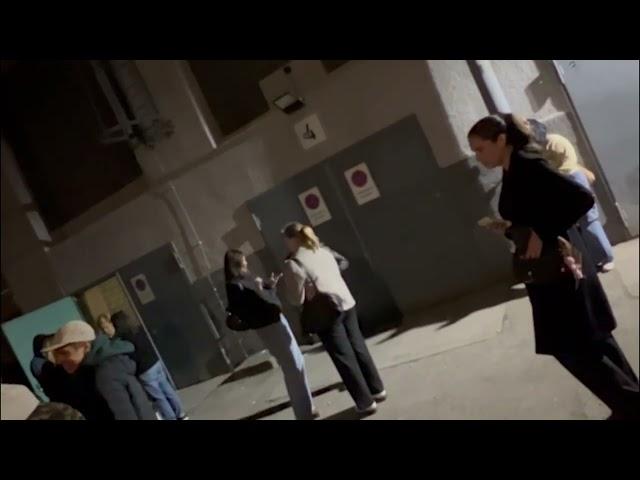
[{"xmin": 83, "ymin": 333, "xmax": 156, "ymax": 420}]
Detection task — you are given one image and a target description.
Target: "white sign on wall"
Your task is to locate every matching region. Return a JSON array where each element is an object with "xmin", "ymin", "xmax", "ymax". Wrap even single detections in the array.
[
  {"xmin": 344, "ymin": 162, "xmax": 381, "ymax": 205},
  {"xmin": 294, "ymin": 114, "xmax": 327, "ymax": 150},
  {"xmin": 298, "ymin": 187, "xmax": 332, "ymax": 226},
  {"xmin": 130, "ymin": 274, "xmax": 155, "ymax": 305}
]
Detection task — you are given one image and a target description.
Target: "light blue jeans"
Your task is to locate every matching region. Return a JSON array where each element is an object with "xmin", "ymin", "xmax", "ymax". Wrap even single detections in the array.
[
  {"xmin": 139, "ymin": 361, "xmax": 186, "ymax": 420},
  {"xmin": 256, "ymin": 316, "xmax": 314, "ymax": 420}
]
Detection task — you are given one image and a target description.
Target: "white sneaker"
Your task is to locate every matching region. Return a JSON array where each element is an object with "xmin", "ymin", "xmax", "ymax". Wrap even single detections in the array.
[
  {"xmin": 355, "ymin": 401, "xmax": 378, "ymax": 415},
  {"xmin": 372, "ymin": 390, "xmax": 387, "ymax": 402},
  {"xmin": 600, "ymin": 262, "xmax": 615, "ymax": 273}
]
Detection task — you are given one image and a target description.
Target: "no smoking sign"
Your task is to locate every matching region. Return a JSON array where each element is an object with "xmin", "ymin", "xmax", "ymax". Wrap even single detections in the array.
[
  {"xmin": 344, "ymin": 162, "xmax": 381, "ymax": 205},
  {"xmin": 298, "ymin": 187, "xmax": 332, "ymax": 226}
]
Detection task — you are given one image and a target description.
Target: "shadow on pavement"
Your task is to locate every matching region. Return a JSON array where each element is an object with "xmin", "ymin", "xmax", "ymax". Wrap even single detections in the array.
[
  {"xmin": 221, "ymin": 361, "xmax": 274, "ymax": 386},
  {"xmin": 236, "ymin": 381, "xmax": 345, "ymax": 420},
  {"xmin": 322, "ymin": 408, "xmax": 369, "ymax": 421},
  {"xmin": 376, "ymin": 282, "xmax": 528, "ymax": 345}
]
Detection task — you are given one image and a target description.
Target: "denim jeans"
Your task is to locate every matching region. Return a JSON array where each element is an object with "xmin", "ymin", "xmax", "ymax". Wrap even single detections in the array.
[
  {"xmin": 256, "ymin": 316, "xmax": 314, "ymax": 420},
  {"xmin": 139, "ymin": 361, "xmax": 186, "ymax": 420}
]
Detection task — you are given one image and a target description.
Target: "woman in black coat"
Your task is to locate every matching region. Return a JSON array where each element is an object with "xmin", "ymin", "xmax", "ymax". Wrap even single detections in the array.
[
  {"xmin": 225, "ymin": 249, "xmax": 317, "ymax": 420},
  {"xmin": 468, "ymin": 113, "xmax": 638, "ymax": 420}
]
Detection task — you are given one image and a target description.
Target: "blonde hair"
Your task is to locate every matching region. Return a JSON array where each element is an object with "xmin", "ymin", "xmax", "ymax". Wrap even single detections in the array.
[
  {"xmin": 544, "ymin": 134, "xmax": 596, "ymax": 184},
  {"xmin": 96, "ymin": 313, "xmax": 113, "ymax": 333},
  {"xmin": 282, "ymin": 222, "xmax": 320, "ymax": 251}
]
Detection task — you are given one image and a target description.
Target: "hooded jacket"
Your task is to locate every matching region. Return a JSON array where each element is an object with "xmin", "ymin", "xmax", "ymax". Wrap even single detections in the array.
[{"xmin": 84, "ymin": 333, "xmax": 156, "ymax": 420}]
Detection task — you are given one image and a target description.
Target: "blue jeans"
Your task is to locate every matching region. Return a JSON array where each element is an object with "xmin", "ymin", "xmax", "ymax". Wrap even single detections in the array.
[
  {"xmin": 256, "ymin": 316, "xmax": 314, "ymax": 420},
  {"xmin": 139, "ymin": 361, "xmax": 185, "ymax": 420},
  {"xmin": 583, "ymin": 219, "xmax": 614, "ymax": 265}
]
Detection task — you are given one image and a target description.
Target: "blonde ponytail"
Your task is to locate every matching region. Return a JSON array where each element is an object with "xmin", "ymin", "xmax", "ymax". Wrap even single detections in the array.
[
  {"xmin": 282, "ymin": 222, "xmax": 321, "ymax": 251},
  {"xmin": 300, "ymin": 225, "xmax": 320, "ymax": 251}
]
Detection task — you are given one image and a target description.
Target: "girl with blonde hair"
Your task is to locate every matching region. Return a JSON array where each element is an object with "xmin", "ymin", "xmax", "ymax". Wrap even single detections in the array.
[
  {"xmin": 281, "ymin": 222, "xmax": 385, "ymax": 416},
  {"xmin": 528, "ymin": 119, "xmax": 614, "ymax": 272}
]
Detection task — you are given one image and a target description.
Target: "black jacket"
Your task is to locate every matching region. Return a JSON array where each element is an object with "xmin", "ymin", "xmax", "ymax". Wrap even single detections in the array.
[
  {"xmin": 499, "ymin": 151, "xmax": 616, "ymax": 354},
  {"xmin": 115, "ymin": 327, "xmax": 159, "ymax": 376},
  {"xmin": 31, "ymin": 360, "xmax": 113, "ymax": 420},
  {"xmin": 227, "ymin": 281, "xmax": 281, "ymax": 330},
  {"xmin": 83, "ymin": 333, "xmax": 156, "ymax": 420}
]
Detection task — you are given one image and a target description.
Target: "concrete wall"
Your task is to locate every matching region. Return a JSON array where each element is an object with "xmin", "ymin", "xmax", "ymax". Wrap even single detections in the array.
[
  {"xmin": 1, "ymin": 140, "xmax": 64, "ymax": 311},
  {"xmin": 2, "ymin": 60, "xmax": 587, "ymax": 312}
]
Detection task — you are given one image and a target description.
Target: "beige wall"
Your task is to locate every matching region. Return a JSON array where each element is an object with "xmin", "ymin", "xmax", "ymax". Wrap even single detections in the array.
[{"xmin": 2, "ymin": 60, "xmax": 578, "ymax": 310}]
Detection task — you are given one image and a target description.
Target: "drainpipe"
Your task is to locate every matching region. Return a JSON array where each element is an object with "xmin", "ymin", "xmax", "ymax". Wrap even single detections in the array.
[
  {"xmin": 467, "ymin": 60, "xmax": 511, "ymax": 114},
  {"xmin": 150, "ymin": 151, "xmax": 242, "ymax": 369}
]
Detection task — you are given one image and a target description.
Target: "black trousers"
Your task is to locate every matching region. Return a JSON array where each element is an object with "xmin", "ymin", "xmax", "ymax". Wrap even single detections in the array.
[
  {"xmin": 318, "ymin": 308, "xmax": 385, "ymax": 410},
  {"xmin": 555, "ymin": 335, "xmax": 639, "ymax": 419}
]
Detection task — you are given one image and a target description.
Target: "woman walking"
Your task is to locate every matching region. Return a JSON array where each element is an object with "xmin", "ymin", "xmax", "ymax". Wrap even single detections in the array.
[
  {"xmin": 281, "ymin": 222, "xmax": 386, "ymax": 416},
  {"xmin": 225, "ymin": 249, "xmax": 317, "ymax": 420},
  {"xmin": 468, "ymin": 113, "xmax": 638, "ymax": 420},
  {"xmin": 528, "ymin": 119, "xmax": 615, "ymax": 272}
]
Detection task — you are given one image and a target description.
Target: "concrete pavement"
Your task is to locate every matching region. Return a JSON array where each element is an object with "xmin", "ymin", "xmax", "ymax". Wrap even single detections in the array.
[{"xmin": 180, "ymin": 239, "xmax": 639, "ymax": 420}]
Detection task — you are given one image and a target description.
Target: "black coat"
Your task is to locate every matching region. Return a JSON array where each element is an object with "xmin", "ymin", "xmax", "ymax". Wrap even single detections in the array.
[
  {"xmin": 116, "ymin": 327, "xmax": 159, "ymax": 376},
  {"xmin": 499, "ymin": 150, "xmax": 617, "ymax": 355},
  {"xmin": 31, "ymin": 360, "xmax": 114, "ymax": 420},
  {"xmin": 226, "ymin": 281, "xmax": 282, "ymax": 330}
]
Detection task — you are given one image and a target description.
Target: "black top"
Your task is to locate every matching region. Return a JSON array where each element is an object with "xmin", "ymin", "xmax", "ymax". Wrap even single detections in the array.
[
  {"xmin": 499, "ymin": 150, "xmax": 616, "ymax": 354},
  {"xmin": 117, "ymin": 327, "xmax": 159, "ymax": 376},
  {"xmin": 31, "ymin": 360, "xmax": 113, "ymax": 420},
  {"xmin": 226, "ymin": 282, "xmax": 281, "ymax": 330}
]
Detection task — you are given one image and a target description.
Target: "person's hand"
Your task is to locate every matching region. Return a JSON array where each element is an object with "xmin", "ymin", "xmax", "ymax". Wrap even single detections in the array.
[
  {"xmin": 253, "ymin": 277, "xmax": 264, "ymax": 289},
  {"xmin": 265, "ymin": 272, "xmax": 283, "ymax": 288},
  {"xmin": 478, "ymin": 217, "xmax": 511, "ymax": 235},
  {"xmin": 522, "ymin": 231, "xmax": 543, "ymax": 259}
]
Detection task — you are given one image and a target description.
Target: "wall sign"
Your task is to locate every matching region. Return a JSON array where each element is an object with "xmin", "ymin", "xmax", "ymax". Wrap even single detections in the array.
[
  {"xmin": 130, "ymin": 274, "xmax": 155, "ymax": 305},
  {"xmin": 298, "ymin": 187, "xmax": 332, "ymax": 226},
  {"xmin": 294, "ymin": 114, "xmax": 327, "ymax": 150},
  {"xmin": 344, "ymin": 162, "xmax": 381, "ymax": 205}
]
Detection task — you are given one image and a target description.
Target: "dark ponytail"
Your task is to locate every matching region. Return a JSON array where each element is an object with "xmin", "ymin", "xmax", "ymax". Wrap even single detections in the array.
[{"xmin": 468, "ymin": 113, "xmax": 539, "ymax": 152}]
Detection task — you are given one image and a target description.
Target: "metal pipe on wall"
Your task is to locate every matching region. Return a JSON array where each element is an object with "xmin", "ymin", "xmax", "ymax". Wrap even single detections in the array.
[{"xmin": 467, "ymin": 60, "xmax": 511, "ymax": 114}]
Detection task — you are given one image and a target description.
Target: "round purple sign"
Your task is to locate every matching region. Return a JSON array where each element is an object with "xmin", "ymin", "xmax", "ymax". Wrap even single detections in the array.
[
  {"xmin": 305, "ymin": 193, "xmax": 320, "ymax": 210},
  {"xmin": 351, "ymin": 169, "xmax": 368, "ymax": 188}
]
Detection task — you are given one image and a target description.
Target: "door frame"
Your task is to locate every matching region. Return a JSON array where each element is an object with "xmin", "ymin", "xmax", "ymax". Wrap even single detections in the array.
[{"xmin": 552, "ymin": 60, "xmax": 633, "ymax": 240}]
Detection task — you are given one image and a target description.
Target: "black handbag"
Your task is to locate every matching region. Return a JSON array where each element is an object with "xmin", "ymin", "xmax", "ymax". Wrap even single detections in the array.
[
  {"xmin": 290, "ymin": 258, "xmax": 341, "ymax": 334},
  {"xmin": 510, "ymin": 227, "xmax": 580, "ymax": 285},
  {"xmin": 225, "ymin": 282, "xmax": 282, "ymax": 332},
  {"xmin": 225, "ymin": 311, "xmax": 251, "ymax": 332}
]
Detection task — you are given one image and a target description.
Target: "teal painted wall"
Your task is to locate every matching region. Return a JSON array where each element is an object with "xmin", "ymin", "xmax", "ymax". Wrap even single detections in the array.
[{"xmin": 1, "ymin": 297, "xmax": 87, "ymax": 401}]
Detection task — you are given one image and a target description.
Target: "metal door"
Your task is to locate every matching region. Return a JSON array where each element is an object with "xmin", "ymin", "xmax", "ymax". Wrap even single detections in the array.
[
  {"xmin": 117, "ymin": 243, "xmax": 227, "ymax": 389},
  {"xmin": 248, "ymin": 164, "xmax": 403, "ymax": 338},
  {"xmin": 324, "ymin": 116, "xmax": 510, "ymax": 312},
  {"xmin": 555, "ymin": 60, "xmax": 639, "ymax": 237}
]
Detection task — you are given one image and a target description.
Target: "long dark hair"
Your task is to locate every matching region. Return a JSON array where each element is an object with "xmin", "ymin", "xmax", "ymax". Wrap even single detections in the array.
[
  {"xmin": 111, "ymin": 311, "xmax": 134, "ymax": 336},
  {"xmin": 224, "ymin": 249, "xmax": 246, "ymax": 304},
  {"xmin": 468, "ymin": 113, "xmax": 539, "ymax": 152},
  {"xmin": 32, "ymin": 334, "xmax": 51, "ymax": 358}
]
